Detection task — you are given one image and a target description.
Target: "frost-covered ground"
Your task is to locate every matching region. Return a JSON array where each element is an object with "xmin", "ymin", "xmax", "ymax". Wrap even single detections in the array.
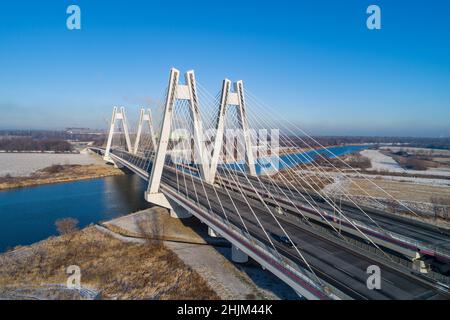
[
  {"xmin": 0, "ymin": 152, "xmax": 104, "ymax": 176},
  {"xmin": 360, "ymin": 150, "xmax": 403, "ymax": 172},
  {"xmin": 300, "ymin": 169, "xmax": 450, "ymax": 188},
  {"xmin": 379, "ymin": 146, "xmax": 450, "ymax": 155},
  {"xmin": 360, "ymin": 149, "xmax": 450, "ymax": 177}
]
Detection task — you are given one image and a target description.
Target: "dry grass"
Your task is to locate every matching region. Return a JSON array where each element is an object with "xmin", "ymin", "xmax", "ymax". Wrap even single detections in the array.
[
  {"xmin": 0, "ymin": 164, "xmax": 123, "ymax": 190},
  {"xmin": 344, "ymin": 178, "xmax": 450, "ymax": 203},
  {"xmin": 271, "ymin": 169, "xmax": 332, "ymax": 190},
  {"xmin": 433, "ymin": 157, "xmax": 450, "ymax": 165},
  {"xmin": 342, "ymin": 178, "xmax": 450, "ymax": 224},
  {"xmin": 0, "ymin": 226, "xmax": 219, "ymax": 300},
  {"xmin": 312, "ymin": 153, "xmax": 371, "ymax": 170}
]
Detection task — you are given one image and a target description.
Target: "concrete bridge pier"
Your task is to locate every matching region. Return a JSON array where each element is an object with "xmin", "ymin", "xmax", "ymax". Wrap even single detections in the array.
[
  {"xmin": 144, "ymin": 192, "xmax": 193, "ymax": 219},
  {"xmin": 208, "ymin": 227, "xmax": 220, "ymax": 238},
  {"xmin": 412, "ymin": 251, "xmax": 431, "ymax": 274},
  {"xmin": 170, "ymin": 206, "xmax": 192, "ymax": 219},
  {"xmin": 167, "ymin": 197, "xmax": 193, "ymax": 219},
  {"xmin": 107, "ymin": 159, "xmax": 122, "ymax": 169},
  {"xmin": 231, "ymin": 244, "xmax": 248, "ymax": 263},
  {"xmin": 113, "ymin": 161, "xmax": 123, "ymax": 169},
  {"xmin": 102, "ymin": 156, "xmax": 116, "ymax": 166}
]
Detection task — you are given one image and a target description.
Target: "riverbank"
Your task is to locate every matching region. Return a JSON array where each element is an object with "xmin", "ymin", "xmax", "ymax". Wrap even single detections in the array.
[
  {"xmin": 0, "ymin": 207, "xmax": 297, "ymax": 299},
  {"xmin": 0, "ymin": 164, "xmax": 124, "ymax": 191},
  {"xmin": 0, "ymin": 152, "xmax": 106, "ymax": 177},
  {"xmin": 100, "ymin": 208, "xmax": 298, "ymax": 299},
  {"xmin": 0, "ymin": 223, "xmax": 218, "ymax": 299}
]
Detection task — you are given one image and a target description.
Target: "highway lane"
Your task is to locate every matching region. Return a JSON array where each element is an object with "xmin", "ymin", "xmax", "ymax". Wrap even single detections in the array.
[
  {"xmin": 227, "ymin": 172, "xmax": 450, "ymax": 254},
  {"xmin": 160, "ymin": 167, "xmax": 449, "ymax": 299}
]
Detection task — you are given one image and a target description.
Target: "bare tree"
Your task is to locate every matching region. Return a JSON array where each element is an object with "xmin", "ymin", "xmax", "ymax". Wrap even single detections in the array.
[
  {"xmin": 55, "ymin": 218, "xmax": 79, "ymax": 235},
  {"xmin": 431, "ymin": 197, "xmax": 450, "ymax": 221}
]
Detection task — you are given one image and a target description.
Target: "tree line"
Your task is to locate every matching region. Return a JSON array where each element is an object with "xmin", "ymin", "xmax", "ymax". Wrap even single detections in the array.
[
  {"xmin": 0, "ymin": 137, "xmax": 73, "ymax": 152},
  {"xmin": 285, "ymin": 136, "xmax": 450, "ymax": 150}
]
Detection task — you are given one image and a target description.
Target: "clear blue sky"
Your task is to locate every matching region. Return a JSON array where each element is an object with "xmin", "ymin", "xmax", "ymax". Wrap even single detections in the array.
[{"xmin": 0, "ymin": 0, "xmax": 449, "ymax": 137}]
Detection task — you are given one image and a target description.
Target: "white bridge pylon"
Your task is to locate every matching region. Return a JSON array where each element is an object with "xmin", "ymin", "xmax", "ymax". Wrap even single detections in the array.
[
  {"xmin": 133, "ymin": 108, "xmax": 156, "ymax": 155},
  {"xmin": 145, "ymin": 68, "xmax": 211, "ymax": 211},
  {"xmin": 105, "ymin": 68, "xmax": 257, "ymax": 214},
  {"xmin": 104, "ymin": 106, "xmax": 132, "ymax": 161},
  {"xmin": 207, "ymin": 78, "xmax": 256, "ymax": 183}
]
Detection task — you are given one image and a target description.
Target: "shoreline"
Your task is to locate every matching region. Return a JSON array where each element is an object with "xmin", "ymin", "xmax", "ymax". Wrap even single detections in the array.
[
  {"xmin": 0, "ymin": 150, "xmax": 80, "ymax": 154},
  {"xmin": 0, "ymin": 164, "xmax": 124, "ymax": 191},
  {"xmin": 0, "ymin": 208, "xmax": 292, "ymax": 300},
  {"xmin": 0, "ymin": 221, "xmax": 219, "ymax": 300}
]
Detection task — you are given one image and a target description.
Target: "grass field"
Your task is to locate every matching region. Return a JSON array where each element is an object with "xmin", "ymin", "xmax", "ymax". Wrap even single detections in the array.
[
  {"xmin": 0, "ymin": 226, "xmax": 218, "ymax": 299},
  {"xmin": 344, "ymin": 178, "xmax": 450, "ymax": 203}
]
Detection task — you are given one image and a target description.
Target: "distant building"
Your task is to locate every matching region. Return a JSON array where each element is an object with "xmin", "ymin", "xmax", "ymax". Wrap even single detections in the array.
[{"xmin": 65, "ymin": 127, "xmax": 103, "ymax": 135}]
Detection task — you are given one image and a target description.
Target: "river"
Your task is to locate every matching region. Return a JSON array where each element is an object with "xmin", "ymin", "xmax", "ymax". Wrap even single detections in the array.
[
  {"xmin": 227, "ymin": 144, "xmax": 370, "ymax": 174},
  {"xmin": 0, "ymin": 175, "xmax": 150, "ymax": 252}
]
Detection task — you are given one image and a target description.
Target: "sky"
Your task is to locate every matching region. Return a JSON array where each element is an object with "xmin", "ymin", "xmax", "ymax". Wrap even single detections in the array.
[{"xmin": 0, "ymin": 0, "xmax": 449, "ymax": 137}]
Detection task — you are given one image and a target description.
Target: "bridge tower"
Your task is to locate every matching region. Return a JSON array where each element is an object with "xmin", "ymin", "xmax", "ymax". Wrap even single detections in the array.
[
  {"xmin": 145, "ymin": 68, "xmax": 210, "ymax": 216},
  {"xmin": 133, "ymin": 108, "xmax": 157, "ymax": 155},
  {"xmin": 207, "ymin": 79, "xmax": 256, "ymax": 184},
  {"xmin": 104, "ymin": 106, "xmax": 132, "ymax": 161}
]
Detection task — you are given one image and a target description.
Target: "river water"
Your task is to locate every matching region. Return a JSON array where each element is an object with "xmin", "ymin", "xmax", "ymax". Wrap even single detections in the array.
[
  {"xmin": 0, "ymin": 175, "xmax": 150, "ymax": 252},
  {"xmin": 0, "ymin": 145, "xmax": 369, "ymax": 252},
  {"xmin": 228, "ymin": 144, "xmax": 370, "ymax": 174}
]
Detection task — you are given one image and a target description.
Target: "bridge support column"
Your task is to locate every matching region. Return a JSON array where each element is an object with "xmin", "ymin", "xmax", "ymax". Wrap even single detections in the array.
[
  {"xmin": 169, "ymin": 206, "xmax": 192, "ymax": 219},
  {"xmin": 145, "ymin": 192, "xmax": 173, "ymax": 211},
  {"xmin": 145, "ymin": 193, "xmax": 193, "ymax": 219},
  {"xmin": 412, "ymin": 251, "xmax": 430, "ymax": 274},
  {"xmin": 208, "ymin": 227, "xmax": 219, "ymax": 238},
  {"xmin": 231, "ymin": 244, "xmax": 248, "ymax": 263},
  {"xmin": 167, "ymin": 197, "xmax": 192, "ymax": 219}
]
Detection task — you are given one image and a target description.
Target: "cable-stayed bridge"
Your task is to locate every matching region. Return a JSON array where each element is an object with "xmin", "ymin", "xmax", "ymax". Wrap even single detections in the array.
[{"xmin": 89, "ymin": 68, "xmax": 450, "ymax": 300}]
